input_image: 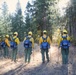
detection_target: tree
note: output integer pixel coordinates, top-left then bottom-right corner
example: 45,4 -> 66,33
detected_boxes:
0,2 -> 12,35
25,0 -> 60,41
11,0 -> 24,40
25,1 -> 37,38
66,0 -> 76,38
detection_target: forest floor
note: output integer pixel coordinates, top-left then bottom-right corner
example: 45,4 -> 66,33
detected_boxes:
0,42 -> 76,75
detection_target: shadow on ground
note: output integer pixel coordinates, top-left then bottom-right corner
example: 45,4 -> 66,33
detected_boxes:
3,62 -> 69,75
1,45 -> 76,75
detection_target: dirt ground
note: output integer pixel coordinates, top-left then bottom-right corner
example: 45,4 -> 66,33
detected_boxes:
0,42 -> 76,75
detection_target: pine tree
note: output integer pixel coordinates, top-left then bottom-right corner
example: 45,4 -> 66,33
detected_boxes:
0,2 -> 12,35
25,1 -> 37,37
25,0 -> 59,40
11,0 -> 24,40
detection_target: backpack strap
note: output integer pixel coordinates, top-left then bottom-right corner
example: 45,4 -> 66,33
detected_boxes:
26,36 -> 31,40
26,36 -> 32,43
62,35 -> 67,40
42,36 -> 48,42
13,37 -> 17,45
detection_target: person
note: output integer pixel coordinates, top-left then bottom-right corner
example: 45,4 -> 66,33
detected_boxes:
24,31 -> 34,63
11,32 -> 20,62
58,29 -> 70,64
3,35 -> 10,58
39,30 -> 51,63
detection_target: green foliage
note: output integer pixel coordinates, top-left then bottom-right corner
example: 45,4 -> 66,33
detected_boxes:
33,0 -> 52,30
25,0 -> 59,40
25,2 -> 38,37
66,0 -> 76,38
11,1 -> 24,41
70,36 -> 76,46
0,2 -> 12,36
0,0 -> 61,42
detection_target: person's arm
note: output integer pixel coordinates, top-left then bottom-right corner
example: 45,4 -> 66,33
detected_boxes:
67,36 -> 71,42
39,37 -> 42,45
31,38 -> 34,48
15,38 -> 20,45
24,37 -> 26,41
5,39 -> 10,47
47,36 -> 51,45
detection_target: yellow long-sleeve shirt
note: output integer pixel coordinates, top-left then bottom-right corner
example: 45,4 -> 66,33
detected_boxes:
24,36 -> 34,48
13,36 -> 20,45
39,35 -> 51,45
58,34 -> 70,46
5,38 -> 10,47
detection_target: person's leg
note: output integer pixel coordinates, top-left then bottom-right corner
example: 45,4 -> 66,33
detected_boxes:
24,49 -> 28,62
0,50 -> 1,56
0,47 -> 2,56
12,49 -> 14,61
3,47 -> 6,58
41,49 -> 45,63
61,48 -> 66,64
65,48 -> 69,64
46,49 -> 49,62
14,48 -> 17,62
6,46 -> 9,58
27,48 -> 32,63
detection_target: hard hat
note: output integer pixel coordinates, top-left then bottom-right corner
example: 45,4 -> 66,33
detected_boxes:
28,31 -> 32,35
43,30 -> 47,33
14,32 -> 18,35
63,30 -> 67,34
5,35 -> 9,38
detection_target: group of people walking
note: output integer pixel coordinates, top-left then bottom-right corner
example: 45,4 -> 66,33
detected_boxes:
0,29 -> 70,65
0,32 -> 20,62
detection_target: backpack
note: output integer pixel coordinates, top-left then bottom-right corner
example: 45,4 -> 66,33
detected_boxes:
24,36 -> 32,48
40,36 -> 50,50
10,38 -> 17,48
60,36 -> 70,49
1,41 -> 6,48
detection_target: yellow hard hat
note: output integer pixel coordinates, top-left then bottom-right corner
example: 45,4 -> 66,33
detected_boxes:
28,31 -> 32,35
14,32 -> 18,35
63,30 -> 67,33
43,30 -> 47,33
5,35 -> 9,38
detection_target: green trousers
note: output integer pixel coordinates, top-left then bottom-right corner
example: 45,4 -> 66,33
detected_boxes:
12,47 -> 18,62
61,48 -> 69,64
24,47 -> 32,63
0,47 -> 2,56
3,46 -> 9,58
41,49 -> 49,63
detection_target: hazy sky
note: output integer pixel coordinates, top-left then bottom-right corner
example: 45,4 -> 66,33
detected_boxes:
0,0 -> 29,14
0,0 -> 70,16
58,0 -> 70,16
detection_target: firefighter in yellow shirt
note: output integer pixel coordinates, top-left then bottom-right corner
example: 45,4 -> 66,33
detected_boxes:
58,30 -> 70,64
12,32 -> 20,62
58,30 -> 70,47
24,31 -> 34,63
3,35 -> 10,58
39,30 -> 51,63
